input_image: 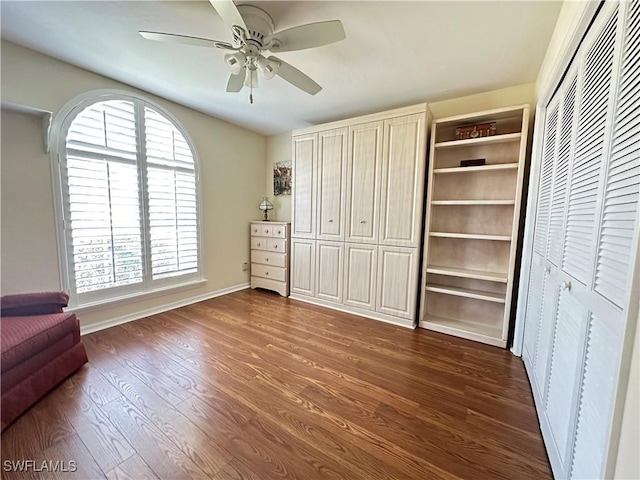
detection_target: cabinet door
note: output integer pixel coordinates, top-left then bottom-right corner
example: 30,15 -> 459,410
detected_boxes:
376,246 -> 418,319
379,113 -> 426,247
346,121 -> 382,243
316,128 -> 348,241
290,239 -> 315,296
344,243 -> 377,310
292,133 -> 317,239
315,241 -> 343,303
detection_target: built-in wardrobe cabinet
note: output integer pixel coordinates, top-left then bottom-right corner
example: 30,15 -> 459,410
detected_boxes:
518,1 -> 639,478
290,104 -> 431,327
418,105 -> 530,347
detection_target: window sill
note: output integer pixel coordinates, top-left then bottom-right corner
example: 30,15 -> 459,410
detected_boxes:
66,278 -> 208,315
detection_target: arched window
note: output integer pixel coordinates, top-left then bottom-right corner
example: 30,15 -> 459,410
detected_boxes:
53,92 -> 201,307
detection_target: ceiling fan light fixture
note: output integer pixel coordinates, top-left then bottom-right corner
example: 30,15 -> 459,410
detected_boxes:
244,67 -> 259,88
257,56 -> 279,79
224,51 -> 246,75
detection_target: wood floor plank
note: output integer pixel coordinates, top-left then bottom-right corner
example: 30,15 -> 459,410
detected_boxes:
1,289 -> 552,480
105,453 -> 159,480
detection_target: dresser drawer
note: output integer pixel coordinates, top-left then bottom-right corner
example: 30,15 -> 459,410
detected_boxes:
267,238 -> 286,253
260,225 -> 275,237
251,237 -> 268,250
252,264 -> 286,282
251,250 -> 287,268
271,225 -> 287,239
250,224 -> 262,236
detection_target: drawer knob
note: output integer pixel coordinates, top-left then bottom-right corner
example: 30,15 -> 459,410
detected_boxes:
274,244 -> 278,249
328,219 -> 334,223
257,242 -> 261,247
265,229 -> 270,233
277,230 -> 281,234
265,258 -> 269,262
265,271 -> 269,275
360,220 -> 366,224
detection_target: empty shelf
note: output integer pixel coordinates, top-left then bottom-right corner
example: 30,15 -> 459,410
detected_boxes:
426,284 -> 506,303
430,232 -> 512,241
426,265 -> 508,283
431,200 -> 515,206
420,314 -> 505,347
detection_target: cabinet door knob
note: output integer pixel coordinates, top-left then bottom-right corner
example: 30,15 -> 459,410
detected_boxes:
265,258 -> 269,262
265,271 -> 269,275
257,242 -> 261,247
360,220 -> 366,224
274,244 -> 278,249
562,281 -> 572,291
265,229 -> 269,233
328,219 -> 334,223
277,230 -> 281,234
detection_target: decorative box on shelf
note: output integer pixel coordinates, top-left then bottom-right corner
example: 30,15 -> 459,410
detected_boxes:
455,122 -> 497,139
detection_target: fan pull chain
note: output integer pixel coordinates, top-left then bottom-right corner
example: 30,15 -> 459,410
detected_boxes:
250,68 -> 254,104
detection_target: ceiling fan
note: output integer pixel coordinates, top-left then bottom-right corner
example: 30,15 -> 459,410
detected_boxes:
139,0 -> 346,103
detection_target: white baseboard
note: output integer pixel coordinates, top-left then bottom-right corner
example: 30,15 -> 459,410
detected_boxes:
288,293 -> 416,329
80,283 -> 250,336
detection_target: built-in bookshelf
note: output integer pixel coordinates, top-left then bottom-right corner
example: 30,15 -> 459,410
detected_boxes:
419,105 -> 530,347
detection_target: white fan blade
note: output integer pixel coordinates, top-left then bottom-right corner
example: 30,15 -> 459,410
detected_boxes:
269,56 -> 321,95
226,70 -> 245,92
268,20 -> 345,52
139,31 -> 234,50
209,0 -> 247,34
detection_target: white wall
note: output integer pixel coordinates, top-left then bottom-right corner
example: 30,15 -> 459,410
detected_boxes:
1,40 -> 267,330
266,132 -> 292,222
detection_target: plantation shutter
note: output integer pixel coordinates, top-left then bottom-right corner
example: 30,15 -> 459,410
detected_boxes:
594,0 -> 640,307
533,102 -> 559,255
65,101 -> 144,294
562,11 -> 618,284
145,107 -> 199,280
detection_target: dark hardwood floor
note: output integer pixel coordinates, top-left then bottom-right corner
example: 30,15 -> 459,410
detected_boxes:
1,289 -> 552,479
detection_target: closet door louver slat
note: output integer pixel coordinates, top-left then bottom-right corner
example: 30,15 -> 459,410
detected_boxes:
594,0 -> 640,308
523,260 -> 544,365
534,104 -> 559,256
570,313 -> 624,479
562,12 -> 618,284
534,270 -> 558,404
547,76 -> 578,266
544,289 -> 588,475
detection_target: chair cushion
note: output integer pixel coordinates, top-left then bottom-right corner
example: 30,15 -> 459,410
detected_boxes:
1,312 -> 80,373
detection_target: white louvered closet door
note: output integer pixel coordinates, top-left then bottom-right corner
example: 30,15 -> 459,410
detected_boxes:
520,1 -> 640,478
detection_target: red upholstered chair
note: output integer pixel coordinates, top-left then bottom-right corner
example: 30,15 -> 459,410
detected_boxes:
1,291 -> 88,431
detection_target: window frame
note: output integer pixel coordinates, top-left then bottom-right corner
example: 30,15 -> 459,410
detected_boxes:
50,90 -> 203,308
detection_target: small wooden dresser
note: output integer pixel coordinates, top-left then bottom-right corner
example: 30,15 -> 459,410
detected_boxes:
250,221 -> 290,296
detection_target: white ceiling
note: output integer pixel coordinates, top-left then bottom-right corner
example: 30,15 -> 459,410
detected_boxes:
1,1 -> 562,135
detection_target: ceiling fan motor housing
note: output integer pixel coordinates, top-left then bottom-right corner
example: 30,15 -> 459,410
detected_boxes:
235,5 -> 275,47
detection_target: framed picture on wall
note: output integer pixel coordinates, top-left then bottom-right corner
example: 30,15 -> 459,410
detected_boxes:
273,161 -> 292,196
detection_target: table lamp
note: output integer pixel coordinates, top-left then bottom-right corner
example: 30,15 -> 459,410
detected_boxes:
259,197 -> 274,221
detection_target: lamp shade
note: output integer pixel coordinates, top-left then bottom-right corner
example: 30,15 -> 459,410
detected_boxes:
224,52 -> 246,75
259,197 -> 274,221
244,67 -> 259,88
259,197 -> 273,211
